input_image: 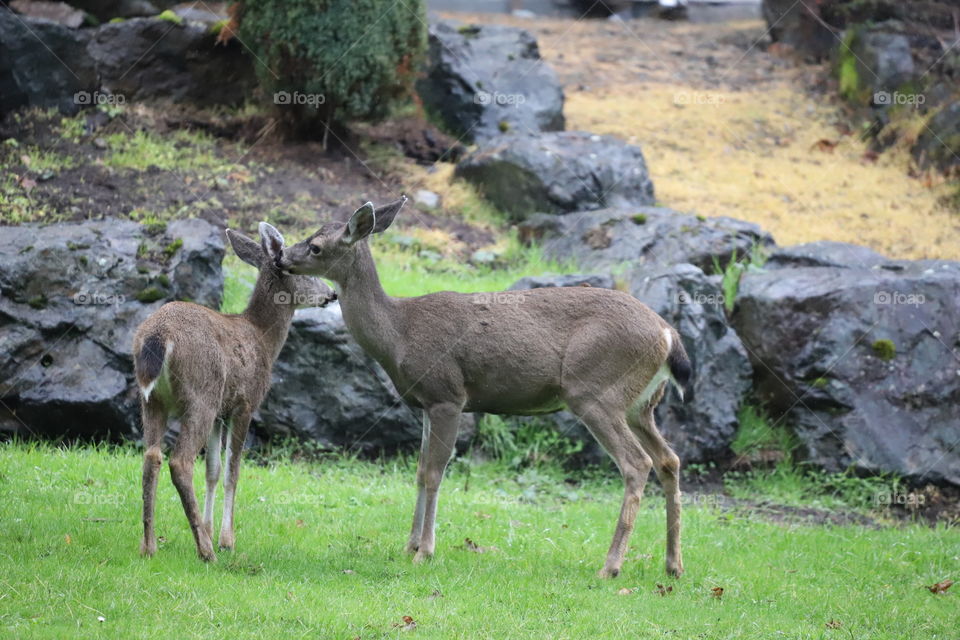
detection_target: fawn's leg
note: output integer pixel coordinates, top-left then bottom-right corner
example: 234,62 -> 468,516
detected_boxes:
169,408 -> 217,562
412,403 -> 460,564
629,401 -> 683,577
406,410 -> 431,553
202,422 -> 223,540
140,400 -> 167,557
219,407 -> 251,551
568,396 -> 653,579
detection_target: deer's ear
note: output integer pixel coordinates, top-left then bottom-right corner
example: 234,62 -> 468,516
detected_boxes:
258,222 -> 285,264
226,229 -> 263,268
344,202 -> 376,244
372,195 -> 407,233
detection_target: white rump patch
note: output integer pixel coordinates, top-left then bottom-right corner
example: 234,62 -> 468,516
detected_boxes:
638,363 -> 671,407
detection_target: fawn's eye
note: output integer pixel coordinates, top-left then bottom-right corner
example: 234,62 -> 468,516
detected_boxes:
309,244 -> 320,255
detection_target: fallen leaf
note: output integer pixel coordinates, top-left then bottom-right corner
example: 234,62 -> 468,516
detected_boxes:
18,176 -> 37,192
342,569 -> 355,574
811,139 -> 838,153
474,512 -> 491,519
861,150 -> 880,163
20,154 -> 31,167
427,589 -> 443,600
392,615 -> 417,631
655,583 -> 673,596
927,579 -> 953,594
97,616 -> 105,623
825,619 -> 842,629
711,586 -> 724,599
64,534 -> 72,545
295,519 -> 305,528
158,536 -> 167,543
463,537 -> 498,553
617,587 -> 633,596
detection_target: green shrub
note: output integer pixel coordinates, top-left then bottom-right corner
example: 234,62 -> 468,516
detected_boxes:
238,0 -> 426,133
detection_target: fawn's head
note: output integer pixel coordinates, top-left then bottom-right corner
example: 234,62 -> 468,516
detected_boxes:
226,222 -> 336,309
279,197 -> 407,283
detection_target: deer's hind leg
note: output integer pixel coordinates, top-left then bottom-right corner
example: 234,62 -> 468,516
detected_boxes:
566,393 -> 653,579
219,405 -> 251,551
202,421 -> 223,541
627,386 -> 683,577
140,399 -> 167,557
169,405 -> 218,562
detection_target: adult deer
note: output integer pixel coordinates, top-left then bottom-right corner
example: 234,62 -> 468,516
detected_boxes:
280,197 -> 691,577
132,223 -> 335,561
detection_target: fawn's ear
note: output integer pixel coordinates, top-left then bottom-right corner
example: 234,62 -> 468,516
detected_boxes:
226,229 -> 264,268
372,195 -> 407,233
258,222 -> 285,265
344,202 -> 376,244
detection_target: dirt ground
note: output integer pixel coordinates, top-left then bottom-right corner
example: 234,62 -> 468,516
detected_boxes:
442,12 -> 960,260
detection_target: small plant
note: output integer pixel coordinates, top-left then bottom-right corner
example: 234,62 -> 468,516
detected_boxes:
631,213 -> 648,225
163,238 -> 183,258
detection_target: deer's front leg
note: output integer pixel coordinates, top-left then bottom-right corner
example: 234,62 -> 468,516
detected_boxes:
412,403 -> 460,564
406,410 -> 431,554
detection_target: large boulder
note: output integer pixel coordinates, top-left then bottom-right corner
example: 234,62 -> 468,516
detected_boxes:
762,0 -> 835,59
0,8 -> 98,116
257,305 -> 475,454
0,218 -> 224,440
733,260 -> 960,485
88,17 -> 255,106
765,241 -> 888,270
499,268 -> 751,465
519,207 -> 772,273
912,99 -> 960,173
456,132 -> 655,221
417,20 -> 564,144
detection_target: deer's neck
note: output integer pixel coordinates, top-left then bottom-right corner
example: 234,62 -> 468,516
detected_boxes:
337,243 -> 400,366
243,271 -> 296,363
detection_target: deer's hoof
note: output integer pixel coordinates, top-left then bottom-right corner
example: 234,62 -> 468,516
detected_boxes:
666,560 -> 684,578
140,539 -> 157,557
198,548 -> 217,563
412,550 -> 432,564
219,531 -> 235,551
597,567 -> 620,579
404,541 -> 420,554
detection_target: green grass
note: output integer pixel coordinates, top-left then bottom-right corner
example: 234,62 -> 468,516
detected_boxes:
103,129 -> 233,173
0,441 -> 956,639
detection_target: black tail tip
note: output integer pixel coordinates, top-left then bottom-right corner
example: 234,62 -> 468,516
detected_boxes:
136,334 -> 165,383
667,343 -> 692,393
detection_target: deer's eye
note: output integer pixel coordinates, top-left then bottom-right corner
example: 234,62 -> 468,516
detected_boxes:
309,244 -> 321,255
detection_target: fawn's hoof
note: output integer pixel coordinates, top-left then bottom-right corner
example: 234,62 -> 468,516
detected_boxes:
198,547 -> 217,562
597,567 -> 620,579
218,531 -> 235,551
140,539 -> 157,557
404,541 -> 420,554
412,550 -> 432,564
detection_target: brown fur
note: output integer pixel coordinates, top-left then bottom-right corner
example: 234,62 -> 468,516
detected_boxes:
280,198 -> 690,578
132,224 -> 334,561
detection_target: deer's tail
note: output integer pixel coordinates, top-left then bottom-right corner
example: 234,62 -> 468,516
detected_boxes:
664,327 -> 691,401
135,333 -> 170,402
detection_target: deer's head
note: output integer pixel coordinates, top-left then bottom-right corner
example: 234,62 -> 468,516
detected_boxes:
279,197 -> 407,283
225,222 -> 336,308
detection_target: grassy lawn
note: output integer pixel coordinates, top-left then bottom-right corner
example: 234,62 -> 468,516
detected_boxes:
0,442 -> 956,639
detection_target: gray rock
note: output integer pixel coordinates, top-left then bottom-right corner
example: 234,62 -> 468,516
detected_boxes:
0,218 -> 224,440
912,99 -> 960,173
851,29 -> 915,97
509,273 -> 616,291
413,189 -> 441,209
417,20 -> 564,144
88,17 -> 255,106
762,0 -> 834,59
519,207 -> 772,273
500,267 -> 750,465
9,0 -> 87,28
0,9 -> 98,116
456,132 -> 655,221
258,305 -> 475,454
733,260 -> 960,485
766,241 -> 889,270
